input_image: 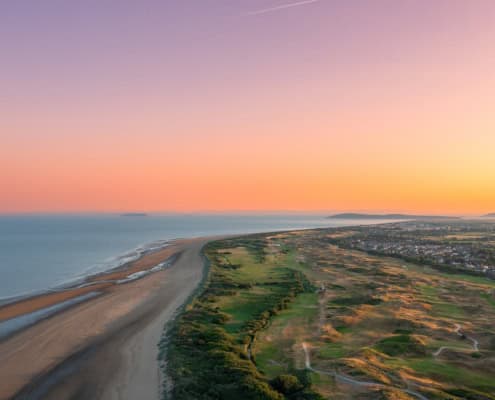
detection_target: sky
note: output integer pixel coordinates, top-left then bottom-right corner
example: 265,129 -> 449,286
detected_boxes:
1,0 -> 494,214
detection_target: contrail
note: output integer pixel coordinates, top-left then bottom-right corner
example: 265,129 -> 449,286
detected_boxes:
246,0 -> 320,16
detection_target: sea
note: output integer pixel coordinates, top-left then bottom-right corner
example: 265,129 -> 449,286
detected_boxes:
0,214 -> 386,303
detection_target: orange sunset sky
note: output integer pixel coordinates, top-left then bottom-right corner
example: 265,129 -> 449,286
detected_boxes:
1,1 -> 494,214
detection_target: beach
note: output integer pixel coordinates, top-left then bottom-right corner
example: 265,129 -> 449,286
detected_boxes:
0,237 -> 211,400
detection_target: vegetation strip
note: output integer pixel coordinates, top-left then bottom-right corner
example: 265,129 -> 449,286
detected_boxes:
164,235 -> 323,399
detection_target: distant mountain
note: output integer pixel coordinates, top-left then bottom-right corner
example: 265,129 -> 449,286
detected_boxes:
482,213 -> 495,218
120,213 -> 148,217
327,213 -> 458,220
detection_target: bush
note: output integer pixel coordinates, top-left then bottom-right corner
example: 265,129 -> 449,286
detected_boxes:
445,388 -> 495,400
375,334 -> 426,356
270,374 -> 303,395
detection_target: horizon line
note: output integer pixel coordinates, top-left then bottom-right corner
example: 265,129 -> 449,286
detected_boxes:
0,210 -> 488,217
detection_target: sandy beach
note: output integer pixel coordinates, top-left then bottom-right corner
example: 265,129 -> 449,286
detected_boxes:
0,237 -> 211,400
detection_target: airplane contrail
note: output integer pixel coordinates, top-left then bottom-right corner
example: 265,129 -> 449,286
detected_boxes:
246,0 -> 320,16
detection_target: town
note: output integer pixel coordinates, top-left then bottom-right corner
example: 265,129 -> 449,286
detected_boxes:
326,220 -> 495,278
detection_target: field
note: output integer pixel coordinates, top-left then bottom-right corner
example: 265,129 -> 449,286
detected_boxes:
166,226 -> 495,400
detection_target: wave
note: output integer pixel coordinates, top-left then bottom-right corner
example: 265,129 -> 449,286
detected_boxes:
116,257 -> 175,284
76,239 -> 171,278
0,240 -> 171,307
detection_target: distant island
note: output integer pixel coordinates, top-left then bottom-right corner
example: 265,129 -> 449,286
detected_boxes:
120,213 -> 148,217
483,213 -> 495,218
328,213 -> 458,220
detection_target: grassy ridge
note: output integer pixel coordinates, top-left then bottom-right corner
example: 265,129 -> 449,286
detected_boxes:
165,236 -> 322,400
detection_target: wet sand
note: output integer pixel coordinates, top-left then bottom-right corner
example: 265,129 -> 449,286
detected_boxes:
0,237 -> 211,400
0,243 -> 181,321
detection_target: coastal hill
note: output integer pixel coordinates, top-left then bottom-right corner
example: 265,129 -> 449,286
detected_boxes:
483,213 -> 495,218
328,213 -> 458,220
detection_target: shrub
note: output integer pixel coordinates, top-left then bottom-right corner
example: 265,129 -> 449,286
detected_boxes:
270,374 -> 303,395
375,334 -> 426,356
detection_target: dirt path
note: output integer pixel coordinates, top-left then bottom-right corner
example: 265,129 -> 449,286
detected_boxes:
301,342 -> 430,400
433,323 -> 479,356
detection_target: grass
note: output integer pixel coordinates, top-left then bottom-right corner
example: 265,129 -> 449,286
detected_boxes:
374,334 -> 426,356
318,343 -> 346,358
419,285 -> 438,299
224,247 -> 281,282
427,339 -> 472,351
481,292 -> 495,308
406,359 -> 495,392
254,292 -> 319,377
268,293 -> 318,325
335,326 -> 352,334
427,268 -> 495,287
220,288 -> 275,332
213,246 -> 300,335
405,262 -> 495,288
431,302 -> 465,319
330,295 -> 382,306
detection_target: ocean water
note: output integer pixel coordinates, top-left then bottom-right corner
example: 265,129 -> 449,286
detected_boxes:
0,214 -> 380,302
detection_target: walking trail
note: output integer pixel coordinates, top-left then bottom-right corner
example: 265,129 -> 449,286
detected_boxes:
301,342 -> 430,400
433,324 -> 479,357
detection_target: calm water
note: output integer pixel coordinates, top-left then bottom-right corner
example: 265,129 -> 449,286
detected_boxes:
0,214 -> 379,301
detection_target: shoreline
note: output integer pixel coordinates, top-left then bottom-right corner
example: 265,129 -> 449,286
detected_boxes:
0,242 -> 180,325
0,223 -> 394,400
0,239 -> 174,309
0,237 -> 214,400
